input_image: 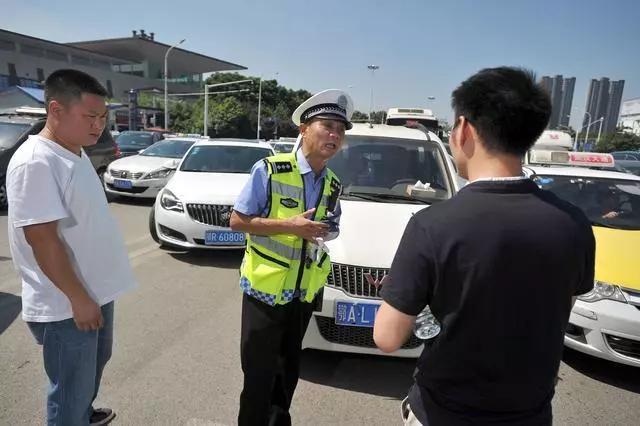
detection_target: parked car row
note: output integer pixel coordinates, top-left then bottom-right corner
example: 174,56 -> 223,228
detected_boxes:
0,107 -> 118,209
2,104 -> 639,368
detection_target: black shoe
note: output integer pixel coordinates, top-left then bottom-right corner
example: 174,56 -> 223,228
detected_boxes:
90,408 -> 116,425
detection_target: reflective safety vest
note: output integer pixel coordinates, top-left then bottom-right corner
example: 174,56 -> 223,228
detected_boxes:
240,152 -> 341,305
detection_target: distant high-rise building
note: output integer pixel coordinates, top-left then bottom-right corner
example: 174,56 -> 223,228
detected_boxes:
605,80 -> 625,133
540,75 -> 576,129
540,76 -> 553,95
583,77 -> 625,135
559,77 -> 576,128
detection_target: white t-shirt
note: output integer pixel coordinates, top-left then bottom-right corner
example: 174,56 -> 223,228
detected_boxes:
7,135 -> 136,322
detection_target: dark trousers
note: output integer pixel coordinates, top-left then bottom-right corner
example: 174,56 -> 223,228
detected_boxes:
238,293 -> 315,426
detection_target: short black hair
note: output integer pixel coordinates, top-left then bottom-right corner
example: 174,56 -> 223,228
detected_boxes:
44,69 -> 108,111
451,67 -> 551,156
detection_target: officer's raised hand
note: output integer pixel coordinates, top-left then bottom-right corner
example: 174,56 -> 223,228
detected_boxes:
288,208 -> 329,241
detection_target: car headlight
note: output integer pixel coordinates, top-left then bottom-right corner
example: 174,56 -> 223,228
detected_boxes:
578,280 -> 628,303
143,168 -> 173,180
160,189 -> 183,212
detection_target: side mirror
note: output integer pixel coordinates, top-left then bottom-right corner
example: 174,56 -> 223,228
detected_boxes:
163,159 -> 179,170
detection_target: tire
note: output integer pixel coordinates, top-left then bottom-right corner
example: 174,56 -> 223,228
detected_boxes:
149,206 -> 160,244
0,178 -> 7,210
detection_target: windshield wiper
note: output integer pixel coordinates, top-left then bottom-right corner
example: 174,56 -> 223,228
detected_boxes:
342,191 -> 431,204
590,220 -> 619,229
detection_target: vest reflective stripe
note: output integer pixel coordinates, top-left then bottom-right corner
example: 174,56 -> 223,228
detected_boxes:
271,181 -> 303,200
250,235 -> 303,260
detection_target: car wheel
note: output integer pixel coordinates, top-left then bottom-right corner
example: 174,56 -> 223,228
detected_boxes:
0,178 -> 8,210
149,206 -> 161,244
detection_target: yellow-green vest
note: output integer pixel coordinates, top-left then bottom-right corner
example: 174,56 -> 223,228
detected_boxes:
240,152 -> 341,305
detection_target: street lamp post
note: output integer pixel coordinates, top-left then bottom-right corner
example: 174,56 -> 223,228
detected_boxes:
596,117 -> 604,145
256,72 -> 279,141
257,77 -> 262,141
584,112 -> 592,150
367,65 -> 379,122
164,38 -> 185,130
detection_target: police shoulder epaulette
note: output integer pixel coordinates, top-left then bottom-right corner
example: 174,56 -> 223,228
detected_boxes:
270,161 -> 294,174
330,177 -> 341,192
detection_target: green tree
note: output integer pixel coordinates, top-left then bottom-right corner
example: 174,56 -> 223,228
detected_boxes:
352,110 -> 368,121
169,101 -> 196,133
168,72 -> 314,138
595,132 -> 640,153
207,97 -> 248,137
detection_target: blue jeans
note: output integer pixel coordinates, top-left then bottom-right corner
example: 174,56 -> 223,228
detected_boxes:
28,302 -> 114,426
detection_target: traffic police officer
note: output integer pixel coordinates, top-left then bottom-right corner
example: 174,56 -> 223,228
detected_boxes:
230,89 -> 353,426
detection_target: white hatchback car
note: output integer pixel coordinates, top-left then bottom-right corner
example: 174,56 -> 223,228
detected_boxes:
104,137 -> 199,198
298,123 -> 461,357
149,139 -> 275,249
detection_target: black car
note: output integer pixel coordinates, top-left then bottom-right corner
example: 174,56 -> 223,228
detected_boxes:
115,131 -> 164,157
0,108 -> 119,209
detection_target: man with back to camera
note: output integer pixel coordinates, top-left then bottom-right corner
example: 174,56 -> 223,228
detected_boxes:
7,69 -> 136,425
373,67 -> 595,425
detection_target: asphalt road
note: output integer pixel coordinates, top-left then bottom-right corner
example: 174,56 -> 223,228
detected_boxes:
1,198 -> 639,425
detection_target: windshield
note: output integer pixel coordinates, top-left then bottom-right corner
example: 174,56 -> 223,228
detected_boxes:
0,122 -> 30,150
327,135 -> 452,204
533,175 -> 640,230
180,145 -> 272,173
116,132 -> 154,147
141,139 -> 194,158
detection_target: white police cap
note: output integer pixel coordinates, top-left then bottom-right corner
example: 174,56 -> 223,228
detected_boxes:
292,89 -> 354,130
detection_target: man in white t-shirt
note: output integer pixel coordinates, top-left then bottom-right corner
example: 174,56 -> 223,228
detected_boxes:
7,69 -> 136,426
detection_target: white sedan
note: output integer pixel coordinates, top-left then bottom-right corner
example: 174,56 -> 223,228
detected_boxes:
104,137 -> 198,198
149,139 -> 275,250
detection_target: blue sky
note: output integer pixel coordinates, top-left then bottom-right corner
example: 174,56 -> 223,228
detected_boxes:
2,0 -> 639,129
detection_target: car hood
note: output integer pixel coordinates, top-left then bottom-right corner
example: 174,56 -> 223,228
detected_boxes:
165,171 -> 250,205
593,227 -> 640,291
109,155 -> 179,173
326,199 -> 428,268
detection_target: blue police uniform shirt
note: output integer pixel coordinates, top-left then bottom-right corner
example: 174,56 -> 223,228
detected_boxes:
234,148 -> 341,234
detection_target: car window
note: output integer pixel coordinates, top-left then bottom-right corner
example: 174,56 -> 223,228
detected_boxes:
612,153 -> 626,160
533,175 -> 640,230
328,135 -> 453,202
180,146 -> 272,173
141,139 -> 195,159
0,122 -> 31,150
116,132 -> 154,146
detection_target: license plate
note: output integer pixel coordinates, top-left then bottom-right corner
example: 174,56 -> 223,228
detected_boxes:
113,179 -> 133,189
335,301 -> 380,327
204,230 -> 245,245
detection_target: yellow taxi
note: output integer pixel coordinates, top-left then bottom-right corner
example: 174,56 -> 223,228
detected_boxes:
524,150 -> 640,367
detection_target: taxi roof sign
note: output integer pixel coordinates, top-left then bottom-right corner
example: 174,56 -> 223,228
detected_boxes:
528,150 -> 615,168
